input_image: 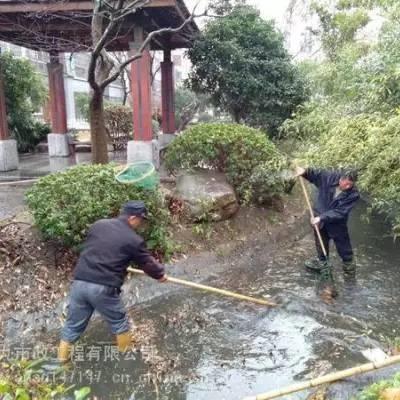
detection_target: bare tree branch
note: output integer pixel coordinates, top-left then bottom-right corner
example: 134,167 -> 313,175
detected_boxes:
100,9 -> 206,89
110,51 -> 132,103
150,51 -> 161,86
88,0 -> 154,90
113,0 -> 151,22
0,0 -> 203,163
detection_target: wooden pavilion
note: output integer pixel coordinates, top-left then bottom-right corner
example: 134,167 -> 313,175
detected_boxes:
0,0 -> 199,170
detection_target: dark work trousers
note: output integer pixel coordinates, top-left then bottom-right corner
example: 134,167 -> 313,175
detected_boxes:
61,280 -> 130,343
314,224 -> 353,263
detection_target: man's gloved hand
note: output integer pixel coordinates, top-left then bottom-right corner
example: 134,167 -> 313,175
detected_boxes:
311,216 -> 321,226
294,166 -> 306,177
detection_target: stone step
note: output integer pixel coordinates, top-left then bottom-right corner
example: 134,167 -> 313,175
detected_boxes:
36,142 -> 48,153
75,143 -> 92,153
35,141 -> 93,153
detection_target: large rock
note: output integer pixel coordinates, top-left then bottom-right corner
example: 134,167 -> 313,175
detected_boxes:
382,389 -> 400,400
175,171 -> 239,222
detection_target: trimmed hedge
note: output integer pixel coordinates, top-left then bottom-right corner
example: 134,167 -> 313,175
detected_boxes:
165,123 -> 287,202
26,164 -> 173,258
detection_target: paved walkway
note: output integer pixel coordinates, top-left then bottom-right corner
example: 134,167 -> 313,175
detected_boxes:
0,152 -> 126,182
0,151 -> 173,220
0,152 -> 127,219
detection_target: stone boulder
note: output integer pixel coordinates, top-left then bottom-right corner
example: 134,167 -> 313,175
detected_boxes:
175,171 -> 239,222
382,389 -> 400,400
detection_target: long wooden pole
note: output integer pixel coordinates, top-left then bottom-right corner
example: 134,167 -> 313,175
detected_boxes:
298,175 -> 328,258
0,178 -> 39,186
127,267 -> 277,307
242,354 -> 400,400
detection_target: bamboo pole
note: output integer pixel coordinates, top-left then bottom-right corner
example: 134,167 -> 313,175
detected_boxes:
0,178 -> 39,186
242,354 -> 400,400
298,175 -> 328,258
127,267 -> 277,307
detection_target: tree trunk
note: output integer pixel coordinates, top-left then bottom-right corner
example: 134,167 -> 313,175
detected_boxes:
232,110 -> 241,123
178,101 -> 200,132
90,89 -> 109,164
121,69 -> 129,106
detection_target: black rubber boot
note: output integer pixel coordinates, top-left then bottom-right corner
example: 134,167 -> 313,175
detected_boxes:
318,266 -> 338,301
342,261 -> 356,287
342,261 -> 356,278
304,258 -> 327,273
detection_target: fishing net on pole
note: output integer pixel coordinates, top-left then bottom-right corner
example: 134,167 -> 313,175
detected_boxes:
115,161 -> 159,190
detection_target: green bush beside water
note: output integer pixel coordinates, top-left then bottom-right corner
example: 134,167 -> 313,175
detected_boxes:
287,111 -> 400,235
278,0 -> 400,236
354,372 -> 400,400
165,123 -> 288,203
26,164 -> 173,258
0,359 -> 91,400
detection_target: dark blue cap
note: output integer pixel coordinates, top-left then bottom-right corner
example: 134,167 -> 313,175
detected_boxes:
341,168 -> 358,182
121,201 -> 148,219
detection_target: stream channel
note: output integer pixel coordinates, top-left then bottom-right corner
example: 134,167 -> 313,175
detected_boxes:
8,202 -> 400,399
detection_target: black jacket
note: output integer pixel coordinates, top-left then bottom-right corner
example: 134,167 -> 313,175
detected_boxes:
303,168 -> 360,225
74,217 -> 165,288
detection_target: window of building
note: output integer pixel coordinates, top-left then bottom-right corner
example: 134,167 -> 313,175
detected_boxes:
73,53 -> 90,79
175,70 -> 182,83
172,55 -> 182,66
33,61 -> 47,75
9,44 -> 22,57
27,49 -> 40,60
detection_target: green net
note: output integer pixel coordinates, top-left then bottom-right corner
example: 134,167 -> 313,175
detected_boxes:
115,162 -> 159,189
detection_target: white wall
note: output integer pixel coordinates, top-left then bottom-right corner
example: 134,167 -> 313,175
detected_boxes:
63,53 -> 125,131
64,76 -> 90,130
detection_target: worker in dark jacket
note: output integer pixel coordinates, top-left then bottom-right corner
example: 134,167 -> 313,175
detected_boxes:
295,166 -> 360,278
58,201 -> 166,363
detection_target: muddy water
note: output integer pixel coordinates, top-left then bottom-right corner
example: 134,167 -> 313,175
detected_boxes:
66,203 -> 400,400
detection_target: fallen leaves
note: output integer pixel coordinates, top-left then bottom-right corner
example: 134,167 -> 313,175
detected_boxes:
307,387 -> 328,400
0,222 -> 76,323
129,304 -> 211,387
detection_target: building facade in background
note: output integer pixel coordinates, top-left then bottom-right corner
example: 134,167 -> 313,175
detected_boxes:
1,42 -> 190,131
0,43 -> 125,130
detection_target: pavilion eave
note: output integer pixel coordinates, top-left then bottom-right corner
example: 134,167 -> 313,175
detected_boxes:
0,0 -> 199,53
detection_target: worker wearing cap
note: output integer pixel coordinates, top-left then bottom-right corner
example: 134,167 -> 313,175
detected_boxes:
58,201 -> 166,362
295,167 -> 360,280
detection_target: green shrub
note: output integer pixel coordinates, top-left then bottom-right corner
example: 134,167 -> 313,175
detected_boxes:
0,51 -> 47,153
104,104 -> 133,140
152,119 -> 160,137
13,121 -> 50,153
354,372 -> 400,400
75,92 -> 91,122
26,164 -> 173,258
298,112 -> 400,235
249,164 -> 295,204
187,5 -> 308,135
103,105 -> 160,145
278,102 -> 339,141
165,123 -> 287,201
0,359 -> 91,400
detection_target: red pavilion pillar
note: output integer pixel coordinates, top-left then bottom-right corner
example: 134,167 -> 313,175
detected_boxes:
127,27 -> 157,166
47,53 -> 69,157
